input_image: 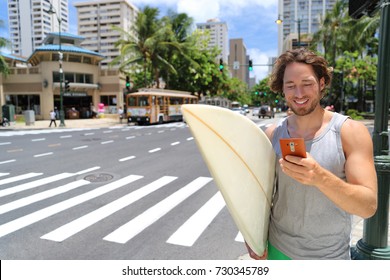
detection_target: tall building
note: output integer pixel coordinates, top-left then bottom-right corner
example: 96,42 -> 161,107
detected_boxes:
228,38 -> 248,85
196,18 -> 229,63
7,0 -> 69,57
277,0 -> 337,53
74,0 -> 138,68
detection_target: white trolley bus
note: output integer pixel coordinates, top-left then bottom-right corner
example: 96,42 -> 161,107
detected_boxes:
125,89 -> 198,125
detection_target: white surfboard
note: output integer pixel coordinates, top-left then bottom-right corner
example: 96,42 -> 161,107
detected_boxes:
182,104 -> 275,256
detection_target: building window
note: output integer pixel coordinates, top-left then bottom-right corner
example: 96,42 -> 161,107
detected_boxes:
100,95 -> 117,106
53,72 -> 94,84
6,94 -> 41,115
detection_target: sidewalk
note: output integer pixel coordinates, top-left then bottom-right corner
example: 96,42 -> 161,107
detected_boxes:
0,116 -> 127,130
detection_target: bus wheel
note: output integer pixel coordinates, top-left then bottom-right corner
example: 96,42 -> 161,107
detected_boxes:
158,116 -> 163,124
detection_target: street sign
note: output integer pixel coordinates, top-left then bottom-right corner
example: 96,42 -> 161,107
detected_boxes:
233,61 -> 240,70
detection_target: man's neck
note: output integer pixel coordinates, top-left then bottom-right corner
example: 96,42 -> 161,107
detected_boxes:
287,107 -> 331,140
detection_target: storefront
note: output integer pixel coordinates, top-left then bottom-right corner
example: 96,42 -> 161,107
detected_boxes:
0,33 -> 127,121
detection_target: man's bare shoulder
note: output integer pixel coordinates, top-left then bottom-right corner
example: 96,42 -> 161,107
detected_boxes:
265,123 -> 277,141
341,118 -> 370,135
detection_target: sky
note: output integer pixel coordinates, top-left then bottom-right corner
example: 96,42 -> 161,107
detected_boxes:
0,0 -> 280,81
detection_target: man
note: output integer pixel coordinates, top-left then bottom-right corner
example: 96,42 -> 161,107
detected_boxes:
49,110 -> 57,127
246,48 -> 377,259
118,106 -> 124,124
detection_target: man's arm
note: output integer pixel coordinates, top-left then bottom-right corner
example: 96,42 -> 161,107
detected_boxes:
279,119 -> 377,218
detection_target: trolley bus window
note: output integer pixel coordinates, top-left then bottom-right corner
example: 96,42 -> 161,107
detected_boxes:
128,96 -> 137,106
139,96 -> 149,106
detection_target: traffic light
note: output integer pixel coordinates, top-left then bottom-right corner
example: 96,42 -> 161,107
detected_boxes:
249,60 -> 253,71
219,59 -> 224,72
126,76 -> 131,91
349,0 -> 380,19
64,80 -> 70,92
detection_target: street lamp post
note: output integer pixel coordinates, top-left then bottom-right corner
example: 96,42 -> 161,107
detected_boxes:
352,0 -> 390,260
275,15 -> 301,48
47,3 -> 65,127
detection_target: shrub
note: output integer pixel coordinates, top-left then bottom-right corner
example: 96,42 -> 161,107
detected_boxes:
346,109 -> 364,120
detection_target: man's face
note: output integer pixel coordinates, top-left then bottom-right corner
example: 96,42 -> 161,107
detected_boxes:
282,62 -> 324,116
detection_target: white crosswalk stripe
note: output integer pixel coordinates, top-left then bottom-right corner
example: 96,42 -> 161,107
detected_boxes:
103,176 -> 212,244
41,176 -> 177,242
0,170 -> 244,249
0,174 -> 143,238
166,191 -> 226,247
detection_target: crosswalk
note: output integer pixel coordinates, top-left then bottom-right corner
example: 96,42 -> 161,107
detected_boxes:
0,168 -> 245,250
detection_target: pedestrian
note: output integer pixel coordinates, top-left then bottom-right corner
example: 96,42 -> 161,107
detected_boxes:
118,106 -> 124,124
246,48 -> 377,260
49,110 -> 57,127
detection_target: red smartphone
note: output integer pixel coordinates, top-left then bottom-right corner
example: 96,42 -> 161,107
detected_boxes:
279,138 -> 306,159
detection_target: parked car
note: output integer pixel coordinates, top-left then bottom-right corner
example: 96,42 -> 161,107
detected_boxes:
258,105 -> 275,118
252,107 -> 260,116
243,104 -> 250,114
231,107 -> 246,116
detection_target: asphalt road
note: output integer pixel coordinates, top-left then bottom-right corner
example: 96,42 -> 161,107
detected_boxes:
0,118 -> 276,260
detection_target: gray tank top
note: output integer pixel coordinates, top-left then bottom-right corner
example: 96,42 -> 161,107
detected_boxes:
269,112 -> 352,259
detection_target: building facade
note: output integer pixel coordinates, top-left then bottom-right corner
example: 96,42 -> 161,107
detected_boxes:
228,38 -> 248,85
196,18 -> 229,64
74,0 -> 139,68
0,33 -> 128,121
277,0 -> 337,53
7,0 -> 69,57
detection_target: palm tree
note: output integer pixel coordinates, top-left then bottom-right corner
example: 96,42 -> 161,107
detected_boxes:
311,0 -> 349,67
111,6 -> 183,88
0,19 -> 10,76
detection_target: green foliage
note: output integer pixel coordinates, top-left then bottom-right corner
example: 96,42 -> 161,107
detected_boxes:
310,0 -> 380,112
251,77 -> 281,107
0,19 -> 10,76
346,109 -> 364,120
111,6 -> 250,100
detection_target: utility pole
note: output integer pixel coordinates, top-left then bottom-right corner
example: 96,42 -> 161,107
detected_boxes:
349,0 -> 390,260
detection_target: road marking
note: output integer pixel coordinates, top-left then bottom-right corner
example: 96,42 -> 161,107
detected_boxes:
34,152 -> 53,158
101,140 -> 114,145
186,137 -> 194,141
7,148 -> 23,153
84,133 -> 94,136
167,191 -> 225,247
119,156 -> 136,162
148,148 -> 161,153
60,135 -> 72,138
0,159 -> 16,165
171,141 -> 180,146
73,145 -> 88,150
0,180 -> 90,214
0,142 -> 11,145
41,176 -> 176,242
126,136 -> 135,140
0,175 -> 143,239
235,232 -> 244,243
103,176 -> 212,244
76,166 -> 101,175
31,138 -> 45,142
0,173 -> 43,186
158,130 -> 165,133
0,173 -> 10,177
103,130 -> 113,134
0,173 -> 74,198
48,143 -> 61,147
